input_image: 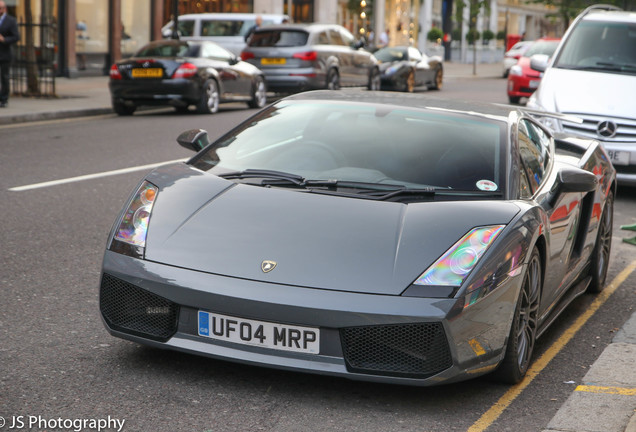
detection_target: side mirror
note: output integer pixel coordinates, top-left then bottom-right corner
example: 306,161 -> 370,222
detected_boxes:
177,129 -> 210,152
530,54 -> 549,73
544,167 -> 597,207
353,40 -> 365,50
229,55 -> 239,65
557,167 -> 598,193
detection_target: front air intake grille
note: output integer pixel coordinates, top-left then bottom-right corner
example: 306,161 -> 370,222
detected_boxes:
340,323 -> 452,378
561,113 -> 636,143
100,273 -> 179,342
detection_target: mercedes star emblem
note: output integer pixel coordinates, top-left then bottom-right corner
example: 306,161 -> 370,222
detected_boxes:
261,260 -> 277,273
597,120 -> 618,138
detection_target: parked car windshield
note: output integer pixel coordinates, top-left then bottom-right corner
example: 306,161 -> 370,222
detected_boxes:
193,100 -> 505,193
135,42 -> 196,57
248,30 -> 309,47
374,47 -> 408,62
523,40 -> 559,57
554,20 -> 636,73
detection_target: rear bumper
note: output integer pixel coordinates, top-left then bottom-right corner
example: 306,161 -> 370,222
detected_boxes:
261,67 -> 326,92
109,78 -> 201,105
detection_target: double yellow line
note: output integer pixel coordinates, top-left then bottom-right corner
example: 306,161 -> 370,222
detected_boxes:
468,259 -> 636,432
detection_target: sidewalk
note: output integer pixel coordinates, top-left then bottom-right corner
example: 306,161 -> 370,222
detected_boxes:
1,61 -> 634,432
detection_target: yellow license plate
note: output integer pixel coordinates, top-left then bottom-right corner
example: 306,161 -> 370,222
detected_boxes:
131,68 -> 163,78
261,58 -> 286,66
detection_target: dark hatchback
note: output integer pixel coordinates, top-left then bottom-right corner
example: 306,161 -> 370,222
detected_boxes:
240,23 -> 380,93
109,40 -> 267,115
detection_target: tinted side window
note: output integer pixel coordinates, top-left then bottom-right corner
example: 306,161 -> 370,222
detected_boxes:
201,20 -> 244,37
316,31 -> 330,45
339,28 -> 355,46
329,29 -> 345,46
518,119 -> 550,194
177,20 -> 194,37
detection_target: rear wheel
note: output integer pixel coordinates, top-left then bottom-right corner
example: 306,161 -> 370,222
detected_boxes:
588,191 -> 614,293
404,70 -> 415,92
493,247 -> 541,384
248,76 -> 267,109
368,67 -> 381,90
112,100 -> 136,116
196,79 -> 219,114
326,69 -> 340,90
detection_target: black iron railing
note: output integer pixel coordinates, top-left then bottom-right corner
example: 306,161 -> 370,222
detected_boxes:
11,17 -> 57,97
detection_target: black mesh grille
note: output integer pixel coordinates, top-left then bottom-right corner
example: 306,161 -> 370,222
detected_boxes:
340,323 -> 452,378
100,273 -> 179,342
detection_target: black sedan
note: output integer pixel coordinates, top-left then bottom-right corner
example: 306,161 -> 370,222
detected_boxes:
100,92 -> 615,386
109,40 -> 267,115
375,46 -> 443,92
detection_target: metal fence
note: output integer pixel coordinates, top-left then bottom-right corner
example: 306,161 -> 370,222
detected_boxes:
11,17 -> 57,97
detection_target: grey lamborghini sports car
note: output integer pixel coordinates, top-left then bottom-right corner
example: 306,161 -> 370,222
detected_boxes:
100,91 -> 616,386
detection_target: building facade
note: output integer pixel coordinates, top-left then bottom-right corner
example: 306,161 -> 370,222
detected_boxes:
4,0 -> 563,79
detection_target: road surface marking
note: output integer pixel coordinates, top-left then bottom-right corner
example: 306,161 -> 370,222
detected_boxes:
575,385 -> 636,396
467,258 -> 636,432
8,158 -> 188,192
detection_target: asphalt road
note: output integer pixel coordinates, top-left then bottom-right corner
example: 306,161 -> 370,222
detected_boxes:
1,80 -> 635,432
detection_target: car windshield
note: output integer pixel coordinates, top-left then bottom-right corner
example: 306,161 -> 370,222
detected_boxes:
374,48 -> 408,62
192,100 -> 505,195
248,30 -> 309,47
135,43 -> 196,57
554,20 -> 636,73
523,40 -> 559,57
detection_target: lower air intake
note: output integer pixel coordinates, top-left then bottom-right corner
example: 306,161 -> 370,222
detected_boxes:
341,322 -> 452,378
100,273 -> 178,342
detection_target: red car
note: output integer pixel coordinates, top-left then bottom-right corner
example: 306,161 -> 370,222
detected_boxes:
507,38 -> 560,104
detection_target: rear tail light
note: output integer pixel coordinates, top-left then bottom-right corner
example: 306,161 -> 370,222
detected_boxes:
240,51 -> 255,61
109,64 -> 122,80
172,62 -> 198,79
292,51 -> 318,61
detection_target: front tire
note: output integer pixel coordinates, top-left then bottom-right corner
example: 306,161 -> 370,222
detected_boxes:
508,95 -> 521,104
248,76 -> 267,109
493,247 -> 541,384
404,70 -> 415,93
196,79 -> 219,114
588,191 -> 614,293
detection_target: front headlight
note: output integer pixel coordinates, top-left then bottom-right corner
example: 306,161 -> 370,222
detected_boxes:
110,181 -> 158,257
413,225 -> 505,287
509,65 -> 523,76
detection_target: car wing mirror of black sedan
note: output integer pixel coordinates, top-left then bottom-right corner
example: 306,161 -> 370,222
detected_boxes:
177,129 -> 211,153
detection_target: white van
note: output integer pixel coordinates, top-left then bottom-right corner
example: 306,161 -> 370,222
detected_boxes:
162,13 -> 290,55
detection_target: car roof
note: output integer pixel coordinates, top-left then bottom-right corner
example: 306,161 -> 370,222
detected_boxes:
281,91 -> 515,121
254,23 -> 346,32
583,10 -> 636,23
177,13 -> 289,20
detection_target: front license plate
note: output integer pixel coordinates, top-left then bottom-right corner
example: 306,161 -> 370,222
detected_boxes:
198,311 -> 320,354
607,150 -> 630,166
529,80 -> 540,89
131,68 -> 163,78
261,58 -> 286,65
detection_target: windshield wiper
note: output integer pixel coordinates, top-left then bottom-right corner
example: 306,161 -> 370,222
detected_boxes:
218,169 -> 305,184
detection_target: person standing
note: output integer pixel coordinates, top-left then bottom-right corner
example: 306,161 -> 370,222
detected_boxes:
0,0 -> 20,108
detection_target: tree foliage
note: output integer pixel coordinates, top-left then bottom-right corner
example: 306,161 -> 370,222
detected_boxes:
526,0 -> 630,28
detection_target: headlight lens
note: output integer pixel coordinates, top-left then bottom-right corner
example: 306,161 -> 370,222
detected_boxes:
509,65 -> 522,76
113,181 -> 158,247
413,225 -> 505,287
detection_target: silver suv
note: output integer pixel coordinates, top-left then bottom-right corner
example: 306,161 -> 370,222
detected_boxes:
528,5 -> 636,185
240,23 -> 380,93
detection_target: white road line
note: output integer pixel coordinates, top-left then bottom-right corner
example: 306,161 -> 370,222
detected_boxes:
8,158 -> 188,192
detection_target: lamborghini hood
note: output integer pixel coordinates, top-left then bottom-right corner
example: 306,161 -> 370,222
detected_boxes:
143,164 -> 520,295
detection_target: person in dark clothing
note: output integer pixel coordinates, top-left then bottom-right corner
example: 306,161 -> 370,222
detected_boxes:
244,15 -> 262,42
0,0 -> 20,107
